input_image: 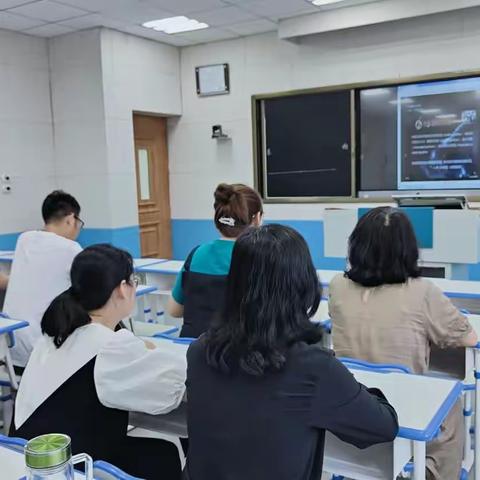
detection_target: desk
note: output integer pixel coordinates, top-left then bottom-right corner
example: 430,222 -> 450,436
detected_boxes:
130,354 -> 461,480
133,285 -> 157,323
133,258 -> 166,272
0,444 -> 86,479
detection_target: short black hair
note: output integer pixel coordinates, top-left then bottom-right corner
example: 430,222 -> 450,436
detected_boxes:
205,224 -> 323,376
42,190 -> 80,224
346,206 -> 420,287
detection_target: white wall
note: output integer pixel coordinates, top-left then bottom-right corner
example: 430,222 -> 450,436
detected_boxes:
170,7 -> 480,221
100,29 -> 181,228
49,29 -> 109,228
0,29 -> 55,235
48,28 -> 182,233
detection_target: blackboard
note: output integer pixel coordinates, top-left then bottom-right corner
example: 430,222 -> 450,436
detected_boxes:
262,91 -> 352,199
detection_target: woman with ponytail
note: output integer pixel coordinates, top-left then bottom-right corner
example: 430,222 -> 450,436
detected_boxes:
12,244 -> 185,480
168,183 -> 263,338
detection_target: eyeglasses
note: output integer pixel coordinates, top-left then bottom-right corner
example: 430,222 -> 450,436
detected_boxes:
132,275 -> 140,287
74,215 -> 85,230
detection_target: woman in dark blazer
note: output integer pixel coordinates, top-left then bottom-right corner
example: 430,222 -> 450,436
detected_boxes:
184,224 -> 399,480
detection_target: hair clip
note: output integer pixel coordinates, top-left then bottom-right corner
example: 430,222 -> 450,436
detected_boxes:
218,217 -> 235,226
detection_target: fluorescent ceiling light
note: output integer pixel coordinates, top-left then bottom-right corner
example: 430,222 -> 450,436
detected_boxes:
142,16 -> 209,34
308,0 -> 345,6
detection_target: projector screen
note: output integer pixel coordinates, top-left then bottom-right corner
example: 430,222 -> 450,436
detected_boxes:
359,76 -> 480,192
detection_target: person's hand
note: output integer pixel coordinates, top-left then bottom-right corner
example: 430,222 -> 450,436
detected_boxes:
144,340 -> 156,350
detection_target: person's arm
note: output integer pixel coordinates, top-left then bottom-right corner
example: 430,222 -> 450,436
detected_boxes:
168,270 -> 185,318
94,330 -> 187,415
425,282 -> 478,348
310,355 -> 398,449
0,272 -> 8,290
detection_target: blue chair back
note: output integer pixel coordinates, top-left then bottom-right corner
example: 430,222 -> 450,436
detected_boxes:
0,433 -> 27,453
93,460 -> 142,480
339,357 -> 412,374
153,331 -> 196,345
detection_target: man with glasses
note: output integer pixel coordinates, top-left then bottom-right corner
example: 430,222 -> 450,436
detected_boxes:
4,190 -> 83,369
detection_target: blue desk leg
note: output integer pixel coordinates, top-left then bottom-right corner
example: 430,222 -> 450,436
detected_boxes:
475,348 -> 480,480
413,441 -> 426,480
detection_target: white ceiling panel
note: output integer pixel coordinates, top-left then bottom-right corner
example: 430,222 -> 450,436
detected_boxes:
122,24 -> 194,45
58,13 -> 123,29
0,0 -> 40,8
24,22 -> 74,36
176,26 -> 239,43
194,6 -> 257,27
146,0 -> 227,15
0,0 -> 424,47
240,0 -> 318,21
0,10 -> 45,29
226,18 -> 277,36
8,0 -> 90,21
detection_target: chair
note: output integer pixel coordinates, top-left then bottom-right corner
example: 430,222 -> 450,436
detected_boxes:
339,357 -> 412,374
153,331 -> 196,345
0,433 -> 27,453
93,460 -> 142,480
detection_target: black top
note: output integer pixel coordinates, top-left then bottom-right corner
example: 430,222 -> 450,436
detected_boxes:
185,341 -> 398,480
180,247 -> 227,338
12,358 -> 128,466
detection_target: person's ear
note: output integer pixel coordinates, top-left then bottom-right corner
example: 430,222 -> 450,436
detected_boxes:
64,213 -> 75,227
252,212 -> 263,226
116,281 -> 129,300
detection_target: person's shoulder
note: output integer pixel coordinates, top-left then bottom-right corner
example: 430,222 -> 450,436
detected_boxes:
187,337 -> 206,356
329,272 -> 349,291
289,342 -> 334,370
407,277 -> 435,294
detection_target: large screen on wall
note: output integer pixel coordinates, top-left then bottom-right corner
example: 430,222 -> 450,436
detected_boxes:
359,76 -> 480,192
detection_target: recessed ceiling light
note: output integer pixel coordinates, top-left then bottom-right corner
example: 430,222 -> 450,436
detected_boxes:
308,0 -> 345,6
142,16 -> 209,35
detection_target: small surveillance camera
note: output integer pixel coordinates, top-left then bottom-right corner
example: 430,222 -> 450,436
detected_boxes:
1,174 -> 11,182
2,185 -> 11,193
212,125 -> 229,139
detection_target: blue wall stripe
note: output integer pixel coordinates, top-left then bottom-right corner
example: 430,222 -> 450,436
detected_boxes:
0,232 -> 20,251
78,226 -> 141,257
0,226 -> 141,258
171,219 -> 346,271
3,221 -> 480,281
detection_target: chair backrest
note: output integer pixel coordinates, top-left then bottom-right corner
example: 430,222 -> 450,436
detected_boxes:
153,332 -> 196,345
93,460 -> 142,480
339,357 -> 412,374
0,433 -> 27,453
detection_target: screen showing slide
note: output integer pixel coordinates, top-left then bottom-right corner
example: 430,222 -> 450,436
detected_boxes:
359,77 -> 480,192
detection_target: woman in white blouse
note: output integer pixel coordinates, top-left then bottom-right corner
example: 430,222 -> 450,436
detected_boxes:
12,244 -> 186,480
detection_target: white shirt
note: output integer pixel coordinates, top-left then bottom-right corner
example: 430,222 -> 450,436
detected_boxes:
15,323 -> 187,430
3,231 -> 82,367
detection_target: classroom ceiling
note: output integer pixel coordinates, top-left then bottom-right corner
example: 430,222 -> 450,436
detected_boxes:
0,0 -> 387,46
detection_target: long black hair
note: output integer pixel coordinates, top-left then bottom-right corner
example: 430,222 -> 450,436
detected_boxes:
41,244 -> 134,348
205,224 -> 323,376
346,206 -> 421,287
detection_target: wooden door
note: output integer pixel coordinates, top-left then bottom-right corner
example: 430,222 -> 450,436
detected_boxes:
133,114 -> 172,258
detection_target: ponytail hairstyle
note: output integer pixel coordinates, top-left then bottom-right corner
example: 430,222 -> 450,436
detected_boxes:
214,183 -> 263,238
41,244 -> 134,348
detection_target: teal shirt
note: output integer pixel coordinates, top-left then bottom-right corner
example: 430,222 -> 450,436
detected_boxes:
172,239 -> 235,305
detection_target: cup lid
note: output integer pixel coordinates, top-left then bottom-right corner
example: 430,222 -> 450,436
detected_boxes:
25,434 -> 71,469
